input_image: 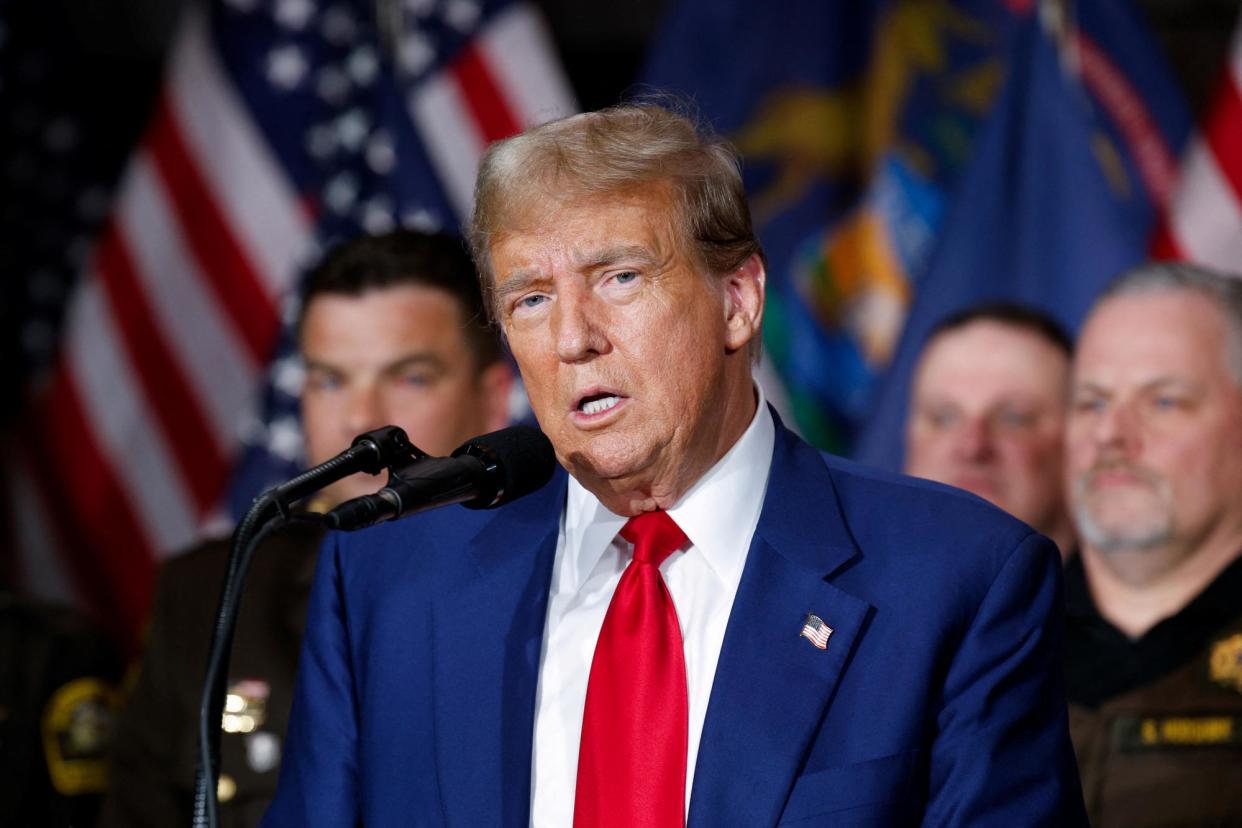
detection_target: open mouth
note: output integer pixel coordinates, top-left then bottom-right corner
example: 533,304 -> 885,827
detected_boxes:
578,393 -> 622,416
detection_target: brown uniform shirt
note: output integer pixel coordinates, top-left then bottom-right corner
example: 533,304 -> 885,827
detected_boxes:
1064,553 -> 1242,828
0,596 -> 123,828
100,521 -> 323,828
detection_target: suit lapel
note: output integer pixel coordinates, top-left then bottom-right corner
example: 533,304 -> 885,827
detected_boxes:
689,418 -> 873,827
431,469 -> 566,827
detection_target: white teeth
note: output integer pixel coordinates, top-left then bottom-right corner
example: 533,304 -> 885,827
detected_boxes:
581,395 -> 620,415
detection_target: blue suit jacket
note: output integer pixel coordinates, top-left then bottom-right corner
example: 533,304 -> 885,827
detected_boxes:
264,417 -> 1086,826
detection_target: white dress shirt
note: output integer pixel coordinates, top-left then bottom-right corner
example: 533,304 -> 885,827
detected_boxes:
529,390 -> 776,826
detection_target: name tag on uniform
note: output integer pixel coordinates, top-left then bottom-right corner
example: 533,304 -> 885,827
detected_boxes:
1112,714 -> 1242,752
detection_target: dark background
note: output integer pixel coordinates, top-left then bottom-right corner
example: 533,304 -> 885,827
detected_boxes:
2,0 -> 1239,424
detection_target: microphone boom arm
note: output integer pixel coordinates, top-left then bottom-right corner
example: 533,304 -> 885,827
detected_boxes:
192,424 -> 418,828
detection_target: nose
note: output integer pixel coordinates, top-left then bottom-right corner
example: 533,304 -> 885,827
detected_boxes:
552,289 -> 608,363
1091,398 -> 1141,455
343,383 -> 386,436
951,416 -> 994,462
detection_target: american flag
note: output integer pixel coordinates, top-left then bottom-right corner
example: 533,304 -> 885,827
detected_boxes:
1152,17 -> 1242,270
800,613 -> 833,650
2,0 -> 575,650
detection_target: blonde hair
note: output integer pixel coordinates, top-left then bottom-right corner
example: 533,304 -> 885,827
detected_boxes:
468,102 -> 764,317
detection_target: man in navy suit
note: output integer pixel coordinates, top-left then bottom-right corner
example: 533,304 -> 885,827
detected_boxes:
265,104 -> 1086,827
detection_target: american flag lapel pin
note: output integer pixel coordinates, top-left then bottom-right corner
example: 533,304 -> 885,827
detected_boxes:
800,613 -> 833,650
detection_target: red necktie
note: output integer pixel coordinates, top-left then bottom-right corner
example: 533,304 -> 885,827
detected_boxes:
574,511 -> 689,828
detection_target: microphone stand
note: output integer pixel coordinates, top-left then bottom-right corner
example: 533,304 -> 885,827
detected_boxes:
191,426 -> 420,828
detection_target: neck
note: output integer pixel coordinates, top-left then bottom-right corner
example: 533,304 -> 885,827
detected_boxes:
1043,513 -> 1077,562
1081,532 -> 1242,639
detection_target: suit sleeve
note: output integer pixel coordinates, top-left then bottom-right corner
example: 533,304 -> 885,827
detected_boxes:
262,532 -> 360,827
923,532 -> 1088,826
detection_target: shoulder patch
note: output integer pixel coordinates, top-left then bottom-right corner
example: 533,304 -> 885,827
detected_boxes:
1210,633 -> 1242,695
41,677 -> 120,795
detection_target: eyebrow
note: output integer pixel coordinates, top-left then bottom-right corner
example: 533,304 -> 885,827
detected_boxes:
1074,375 -> 1199,395
493,270 -> 547,303
381,353 -> 446,375
493,244 -> 664,303
570,244 -> 660,271
303,352 -> 446,376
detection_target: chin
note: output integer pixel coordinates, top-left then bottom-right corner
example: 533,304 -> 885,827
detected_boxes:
1077,495 -> 1172,552
1083,518 -> 1172,552
567,452 -> 642,484
964,486 -> 1002,504
563,434 -> 655,484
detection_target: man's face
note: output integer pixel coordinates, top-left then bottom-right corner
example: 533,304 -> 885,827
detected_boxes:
1067,290 -> 1242,555
905,320 -> 1070,533
300,284 -> 512,507
489,190 -> 762,511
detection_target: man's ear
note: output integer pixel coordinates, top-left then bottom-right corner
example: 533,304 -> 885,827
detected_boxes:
723,253 -> 765,353
479,360 -> 516,432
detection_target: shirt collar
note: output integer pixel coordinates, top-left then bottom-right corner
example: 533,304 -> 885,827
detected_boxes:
561,385 -> 775,593
1063,547 -> 1242,707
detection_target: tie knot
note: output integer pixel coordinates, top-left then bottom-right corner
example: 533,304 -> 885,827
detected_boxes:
619,510 -> 687,568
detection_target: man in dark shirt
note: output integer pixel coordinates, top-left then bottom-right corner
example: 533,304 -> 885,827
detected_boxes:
0,595 -> 124,827
100,229 -> 513,827
1063,261 -> 1242,826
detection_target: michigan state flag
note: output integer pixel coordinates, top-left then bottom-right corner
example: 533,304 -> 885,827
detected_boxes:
854,1 -> 1190,470
643,0 -> 1189,462
642,0 -> 1024,451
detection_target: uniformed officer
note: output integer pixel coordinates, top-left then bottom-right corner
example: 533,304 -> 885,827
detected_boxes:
0,593 -> 123,827
100,229 -> 514,827
1063,261 -> 1242,826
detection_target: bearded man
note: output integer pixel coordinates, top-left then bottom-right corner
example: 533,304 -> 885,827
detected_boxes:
1064,262 -> 1242,827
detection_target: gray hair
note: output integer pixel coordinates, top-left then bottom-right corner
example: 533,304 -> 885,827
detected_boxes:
1099,261 -> 1242,387
467,102 -> 764,319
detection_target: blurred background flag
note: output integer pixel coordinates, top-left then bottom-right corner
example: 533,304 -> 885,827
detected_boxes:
1151,14 -> 1242,271
854,0 -> 1191,470
222,0 -> 575,520
642,0 -> 1028,452
1,0 -> 574,649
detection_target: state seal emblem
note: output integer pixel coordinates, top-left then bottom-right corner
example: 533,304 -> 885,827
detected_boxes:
1209,633 -> 1242,695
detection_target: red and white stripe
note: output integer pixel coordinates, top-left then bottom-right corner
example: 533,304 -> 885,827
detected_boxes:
799,616 -> 833,650
6,7 -> 314,647
409,3 -> 577,218
1152,21 -> 1242,272
5,2 -> 575,649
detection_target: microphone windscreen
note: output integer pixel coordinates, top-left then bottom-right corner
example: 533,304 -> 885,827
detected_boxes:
454,425 -> 557,508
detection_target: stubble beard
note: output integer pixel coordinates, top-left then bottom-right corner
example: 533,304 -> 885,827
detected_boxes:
1072,469 -> 1174,553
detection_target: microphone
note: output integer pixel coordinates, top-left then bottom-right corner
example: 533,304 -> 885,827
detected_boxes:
268,424 -> 418,511
324,425 -> 556,531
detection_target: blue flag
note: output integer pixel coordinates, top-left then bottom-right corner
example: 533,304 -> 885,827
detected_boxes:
642,0 -> 1024,450
855,1 -> 1191,470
